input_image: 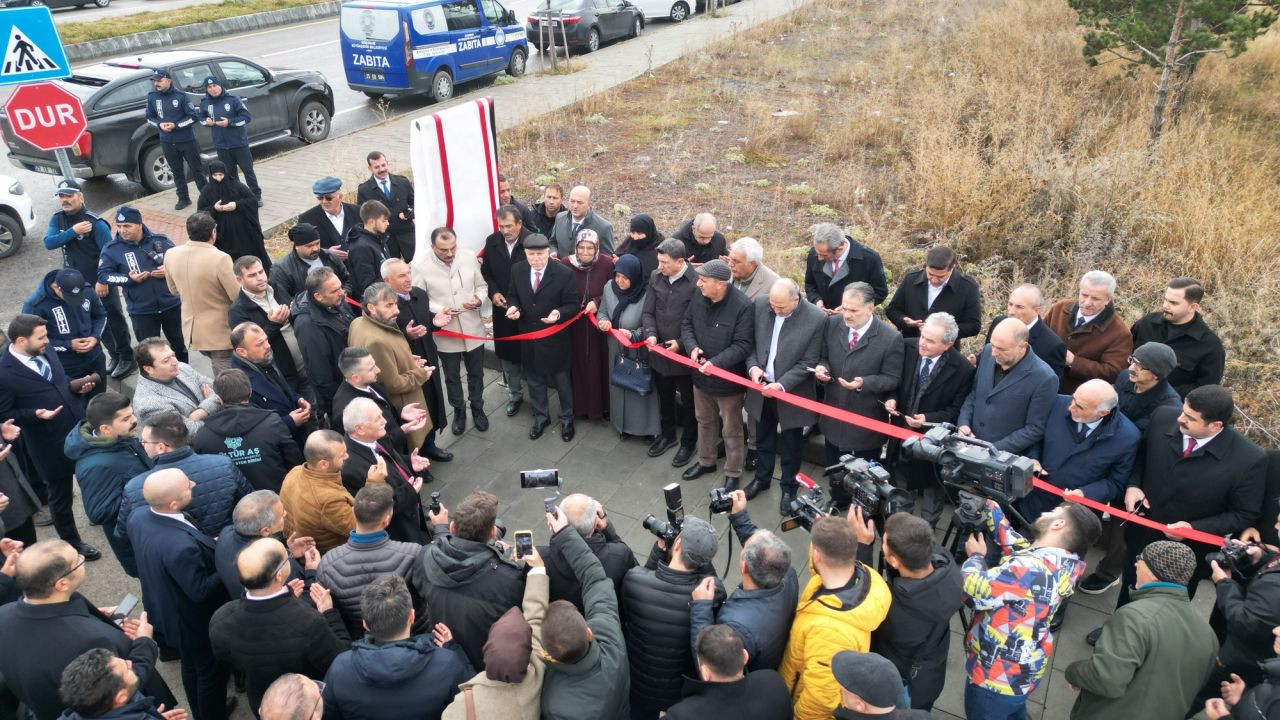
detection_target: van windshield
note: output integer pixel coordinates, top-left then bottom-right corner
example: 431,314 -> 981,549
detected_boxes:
341,6 -> 401,42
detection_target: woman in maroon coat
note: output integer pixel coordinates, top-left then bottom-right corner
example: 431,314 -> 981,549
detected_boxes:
562,230 -> 615,420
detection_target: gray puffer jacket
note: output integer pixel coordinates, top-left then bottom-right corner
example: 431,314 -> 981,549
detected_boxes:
316,532 -> 430,638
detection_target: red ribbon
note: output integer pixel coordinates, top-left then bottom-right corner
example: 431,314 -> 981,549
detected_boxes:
434,308 -> 587,342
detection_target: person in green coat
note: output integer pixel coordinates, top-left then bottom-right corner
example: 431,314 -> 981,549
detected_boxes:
539,509 -> 631,720
1065,540 -> 1219,719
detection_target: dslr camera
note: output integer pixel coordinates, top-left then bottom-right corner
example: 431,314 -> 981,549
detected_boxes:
901,425 -> 1035,503
708,487 -> 733,514
1206,535 -> 1269,578
826,455 -> 913,519
643,483 -> 685,544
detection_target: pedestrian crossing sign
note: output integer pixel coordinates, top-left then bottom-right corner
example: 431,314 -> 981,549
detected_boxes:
0,7 -> 70,86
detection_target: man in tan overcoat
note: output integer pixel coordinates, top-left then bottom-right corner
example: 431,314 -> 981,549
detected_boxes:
347,282 -> 432,449
165,211 -> 240,373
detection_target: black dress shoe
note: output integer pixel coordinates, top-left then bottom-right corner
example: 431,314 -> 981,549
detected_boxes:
77,543 -> 103,562
648,436 -> 677,457
672,444 -> 696,468
722,476 -> 741,492
530,419 -> 548,439
174,199 -> 191,211
682,463 -> 716,481
1086,627 -> 1103,646
32,509 -> 52,527
421,470 -> 435,484
744,449 -> 757,471
506,398 -> 523,417
743,478 -> 770,500
779,490 -> 796,515
472,409 -> 489,432
105,356 -> 120,375
451,414 -> 466,436
561,423 -> 575,442
424,446 -> 453,462
110,359 -> 137,380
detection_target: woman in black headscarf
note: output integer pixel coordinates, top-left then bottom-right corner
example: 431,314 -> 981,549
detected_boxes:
616,213 -> 662,279
597,253 -> 660,439
197,160 -> 270,270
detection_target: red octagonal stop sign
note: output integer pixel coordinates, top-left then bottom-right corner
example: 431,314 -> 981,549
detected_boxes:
4,81 -> 86,152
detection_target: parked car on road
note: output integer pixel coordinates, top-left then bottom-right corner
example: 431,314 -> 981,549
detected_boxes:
0,50 -> 334,193
0,174 -> 35,259
629,0 -> 693,22
526,0 -> 644,53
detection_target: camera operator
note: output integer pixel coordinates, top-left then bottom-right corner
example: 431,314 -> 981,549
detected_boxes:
780,513 -> 891,720
622,516 -> 725,719
1196,509 -> 1280,708
689,490 -> 798,672
870,512 -> 964,712
536,493 -> 637,612
1203,626 -> 1280,720
960,498 -> 1101,719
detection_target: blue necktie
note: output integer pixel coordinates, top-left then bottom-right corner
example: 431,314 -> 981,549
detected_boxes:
918,358 -> 932,391
33,356 -> 51,381
381,179 -> 391,199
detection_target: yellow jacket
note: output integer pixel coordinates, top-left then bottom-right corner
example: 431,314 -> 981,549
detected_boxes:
780,562 -> 892,720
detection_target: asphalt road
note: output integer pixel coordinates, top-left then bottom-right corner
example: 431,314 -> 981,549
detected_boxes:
0,3 -> 677,312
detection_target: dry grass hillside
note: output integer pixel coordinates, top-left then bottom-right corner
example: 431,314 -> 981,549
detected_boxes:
499,0 -> 1280,443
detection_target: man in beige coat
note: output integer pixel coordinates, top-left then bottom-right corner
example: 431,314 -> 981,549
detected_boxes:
441,547 -> 549,720
165,212 -> 240,373
413,227 -> 489,435
347,282 -> 432,449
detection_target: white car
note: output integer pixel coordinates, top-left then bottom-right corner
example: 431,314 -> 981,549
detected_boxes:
629,0 -> 694,22
0,173 -> 34,259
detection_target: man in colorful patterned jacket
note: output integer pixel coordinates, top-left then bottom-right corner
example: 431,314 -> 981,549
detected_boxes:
960,498 -> 1101,720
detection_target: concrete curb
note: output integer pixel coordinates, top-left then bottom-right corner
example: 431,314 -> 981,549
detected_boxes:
65,1 -> 340,63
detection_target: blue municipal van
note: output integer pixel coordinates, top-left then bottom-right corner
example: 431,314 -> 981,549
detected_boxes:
340,0 -> 528,100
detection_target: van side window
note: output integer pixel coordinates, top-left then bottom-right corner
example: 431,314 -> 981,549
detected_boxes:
480,0 -> 503,23
443,0 -> 482,30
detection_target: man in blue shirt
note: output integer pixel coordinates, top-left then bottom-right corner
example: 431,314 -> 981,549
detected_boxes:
199,76 -> 260,202
144,69 -> 204,210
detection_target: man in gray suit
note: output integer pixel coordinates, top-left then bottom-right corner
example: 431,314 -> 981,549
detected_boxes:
744,279 -> 824,513
550,185 -> 614,257
814,282 -> 903,508
958,317 -> 1058,454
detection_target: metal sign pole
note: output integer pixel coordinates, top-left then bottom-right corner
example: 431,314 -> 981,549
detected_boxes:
54,147 -> 73,178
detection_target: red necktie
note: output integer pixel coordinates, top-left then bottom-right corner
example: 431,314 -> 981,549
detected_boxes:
1183,437 -> 1197,458
375,443 -> 411,482
533,270 -> 542,292
849,330 -> 859,350
831,258 -> 840,277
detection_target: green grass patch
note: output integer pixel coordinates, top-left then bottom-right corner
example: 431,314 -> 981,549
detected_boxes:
59,0 -> 328,45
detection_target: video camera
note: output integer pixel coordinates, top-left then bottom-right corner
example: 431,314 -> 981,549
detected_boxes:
520,469 -> 563,519
825,454 -> 913,519
901,425 -> 1035,503
643,483 -> 685,544
780,473 -> 838,533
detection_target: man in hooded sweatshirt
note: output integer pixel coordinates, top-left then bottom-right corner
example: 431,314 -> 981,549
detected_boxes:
192,369 -> 301,493
420,490 -> 526,671
322,575 -> 471,720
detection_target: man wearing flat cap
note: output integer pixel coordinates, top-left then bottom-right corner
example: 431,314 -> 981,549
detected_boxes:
144,69 -> 204,210
268,223 -> 351,304
504,233 -> 579,442
678,258 -> 754,489
297,177 -> 358,260
831,650 -> 931,719
1065,540 -> 1217,720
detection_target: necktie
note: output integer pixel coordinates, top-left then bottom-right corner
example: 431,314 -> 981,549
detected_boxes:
849,330 -> 859,350
1075,316 -> 1087,328
375,443 -> 411,482
831,258 -> 840,277
571,221 -> 581,238
1076,423 -> 1089,443
33,356 -> 51,381
1183,437 -> 1197,457
533,270 -> 542,292
918,358 -> 932,390
380,179 -> 391,199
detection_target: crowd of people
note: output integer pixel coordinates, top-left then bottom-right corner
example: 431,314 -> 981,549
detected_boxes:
0,149 -> 1276,720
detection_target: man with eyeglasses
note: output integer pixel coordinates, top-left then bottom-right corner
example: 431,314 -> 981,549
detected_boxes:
297,177 -> 357,261
129,468 -> 234,720
0,540 -> 176,720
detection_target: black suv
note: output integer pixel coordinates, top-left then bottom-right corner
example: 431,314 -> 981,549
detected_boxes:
0,50 -> 334,193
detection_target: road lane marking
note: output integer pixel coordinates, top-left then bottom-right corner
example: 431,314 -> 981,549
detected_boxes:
261,39 -> 337,58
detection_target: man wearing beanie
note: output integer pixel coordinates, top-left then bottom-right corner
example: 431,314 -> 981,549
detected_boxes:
1130,277 -> 1225,397
1065,541 -> 1217,720
678,258 -> 754,489
830,651 -> 930,719
622,516 -> 726,719
267,222 -> 351,303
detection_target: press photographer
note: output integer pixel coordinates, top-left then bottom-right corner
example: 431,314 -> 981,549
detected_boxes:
689,490 -> 798,672
537,493 -> 637,612
960,498 -> 1100,719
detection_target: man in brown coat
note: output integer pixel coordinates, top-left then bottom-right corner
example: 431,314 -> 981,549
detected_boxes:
165,212 -> 240,374
1043,270 -> 1133,394
347,283 -> 433,450
281,430 -> 364,553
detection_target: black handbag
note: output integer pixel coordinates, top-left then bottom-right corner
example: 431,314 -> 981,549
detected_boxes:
611,349 -> 651,396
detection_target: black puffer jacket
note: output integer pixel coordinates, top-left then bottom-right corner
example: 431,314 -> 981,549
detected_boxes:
420,535 -> 526,671
678,284 -> 754,396
1217,560 -> 1280,686
622,557 -> 726,713
192,404 -> 302,493
871,548 -> 964,710
1231,656 -> 1280,720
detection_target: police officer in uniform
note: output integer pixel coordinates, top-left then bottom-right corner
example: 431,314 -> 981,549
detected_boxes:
145,69 -> 205,210
199,75 -> 260,202
96,206 -> 188,361
22,268 -> 108,398
43,178 -> 136,379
